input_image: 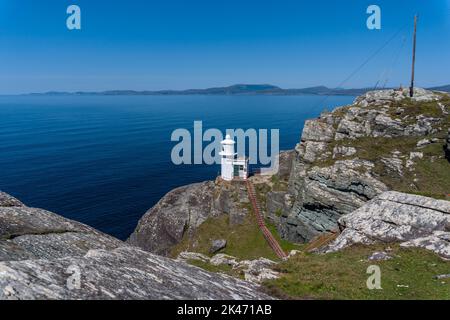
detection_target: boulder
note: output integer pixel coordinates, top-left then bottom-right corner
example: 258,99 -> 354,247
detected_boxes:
210,254 -> 238,267
368,251 -> 393,261
323,191 -> 450,259
210,239 -> 227,254
237,258 -> 279,283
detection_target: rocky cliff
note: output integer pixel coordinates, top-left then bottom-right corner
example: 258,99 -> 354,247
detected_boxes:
446,128 -> 450,161
281,88 -> 450,243
128,179 -> 252,256
0,192 -> 271,299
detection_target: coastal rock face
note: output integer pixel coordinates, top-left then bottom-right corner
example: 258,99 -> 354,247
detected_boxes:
281,160 -> 388,242
128,180 -> 251,256
276,150 -> 295,179
282,88 -> 449,243
446,128 -> 450,161
0,191 -> 272,300
323,191 -> 450,259
0,192 -> 24,207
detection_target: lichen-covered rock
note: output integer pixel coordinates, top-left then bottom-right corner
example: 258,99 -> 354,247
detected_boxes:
0,192 -> 23,207
0,206 -> 124,262
210,253 -> 239,267
238,258 -> 279,283
177,251 -> 210,262
210,239 -> 227,254
401,231 -> 450,259
0,247 -> 272,300
180,252 -> 279,284
368,251 -> 393,261
0,191 -> 272,300
323,191 -> 450,259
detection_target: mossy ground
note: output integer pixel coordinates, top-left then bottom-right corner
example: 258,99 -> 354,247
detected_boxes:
264,244 -> 450,300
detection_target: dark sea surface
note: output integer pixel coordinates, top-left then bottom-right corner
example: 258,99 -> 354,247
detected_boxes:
0,95 -> 354,240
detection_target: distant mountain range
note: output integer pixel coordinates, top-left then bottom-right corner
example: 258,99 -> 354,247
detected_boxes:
27,84 -> 450,96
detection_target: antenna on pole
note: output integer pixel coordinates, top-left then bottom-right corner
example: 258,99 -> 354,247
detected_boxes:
409,15 -> 418,97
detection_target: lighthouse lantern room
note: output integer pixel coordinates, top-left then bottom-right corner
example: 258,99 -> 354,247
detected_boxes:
220,135 -> 249,181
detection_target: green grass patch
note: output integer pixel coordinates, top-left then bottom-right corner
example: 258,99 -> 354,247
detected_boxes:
170,213 -> 280,261
389,97 -> 449,123
271,175 -> 289,192
315,132 -> 450,199
264,244 -> 450,300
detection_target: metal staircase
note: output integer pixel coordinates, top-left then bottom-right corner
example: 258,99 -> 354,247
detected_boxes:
246,180 -> 287,259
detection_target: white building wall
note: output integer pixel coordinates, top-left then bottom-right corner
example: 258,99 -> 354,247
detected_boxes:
221,157 -> 234,181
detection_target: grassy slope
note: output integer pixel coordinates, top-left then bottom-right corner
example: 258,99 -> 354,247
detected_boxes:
170,171 -> 300,261
171,212 -> 280,261
265,244 -> 450,300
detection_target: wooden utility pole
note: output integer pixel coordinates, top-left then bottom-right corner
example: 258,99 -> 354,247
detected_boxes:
409,15 -> 418,97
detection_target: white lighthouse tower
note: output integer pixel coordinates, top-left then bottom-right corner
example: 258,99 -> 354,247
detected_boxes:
220,135 -> 236,181
219,134 -> 249,181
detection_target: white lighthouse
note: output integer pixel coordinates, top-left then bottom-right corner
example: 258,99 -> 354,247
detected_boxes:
220,135 -> 236,181
220,134 -> 249,181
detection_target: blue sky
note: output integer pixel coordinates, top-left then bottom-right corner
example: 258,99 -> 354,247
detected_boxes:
0,0 -> 449,94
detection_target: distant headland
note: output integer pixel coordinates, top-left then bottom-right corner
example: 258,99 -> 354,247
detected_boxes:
20,84 -> 450,97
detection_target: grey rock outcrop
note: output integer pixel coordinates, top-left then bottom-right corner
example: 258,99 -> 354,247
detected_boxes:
0,192 -> 24,207
0,196 -> 124,262
276,150 -> 295,179
323,191 -> 450,259
368,251 -> 392,261
0,246 -> 272,300
0,191 -> 272,300
128,180 -> 251,256
283,158 -> 388,242
210,239 -> 227,254
282,89 -> 448,243
179,252 -> 279,283
446,128 -> 450,161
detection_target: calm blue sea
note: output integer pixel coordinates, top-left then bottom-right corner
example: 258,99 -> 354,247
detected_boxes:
0,95 -> 354,240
